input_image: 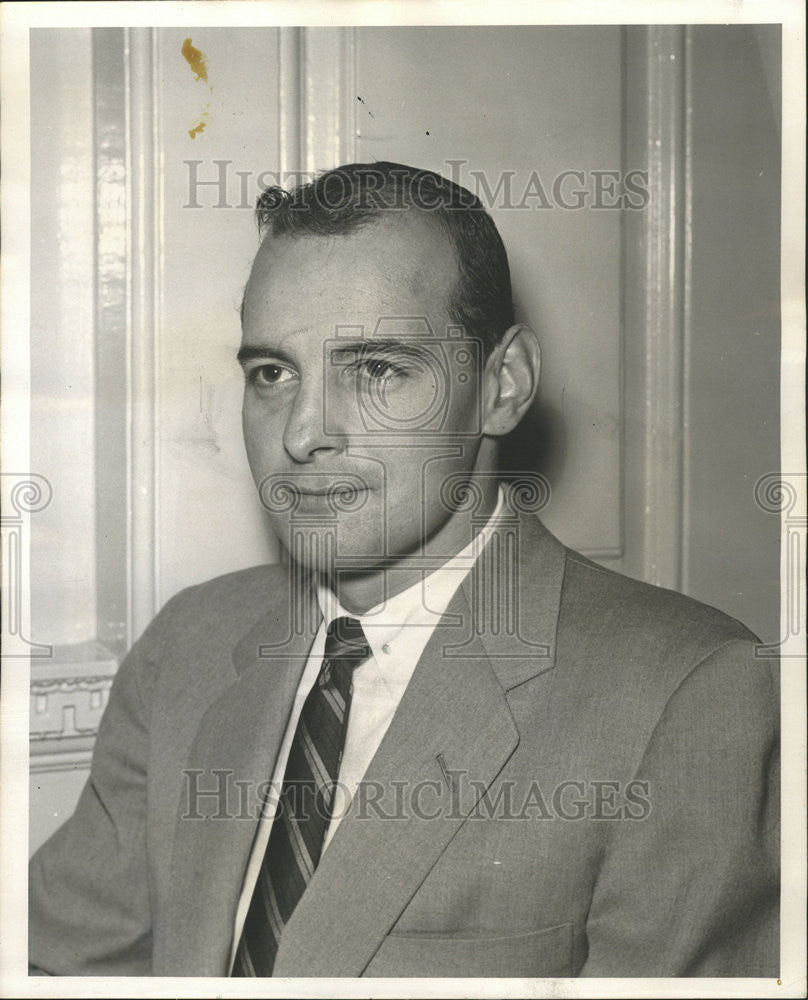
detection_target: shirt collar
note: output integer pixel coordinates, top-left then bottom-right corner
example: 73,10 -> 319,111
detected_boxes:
316,484 -> 506,661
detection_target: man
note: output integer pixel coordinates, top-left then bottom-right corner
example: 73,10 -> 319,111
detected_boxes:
29,162 -> 779,978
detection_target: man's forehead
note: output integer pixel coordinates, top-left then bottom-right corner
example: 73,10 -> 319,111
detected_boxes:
247,214 -> 457,299
242,218 -> 460,347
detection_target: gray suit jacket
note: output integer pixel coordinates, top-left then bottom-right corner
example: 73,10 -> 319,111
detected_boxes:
29,511 -> 779,977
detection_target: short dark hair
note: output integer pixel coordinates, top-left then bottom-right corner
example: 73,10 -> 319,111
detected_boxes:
253,161 -> 515,355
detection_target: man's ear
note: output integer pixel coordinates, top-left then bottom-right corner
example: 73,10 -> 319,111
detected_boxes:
482,324 -> 541,436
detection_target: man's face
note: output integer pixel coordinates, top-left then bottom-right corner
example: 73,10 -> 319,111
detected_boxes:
240,216 -> 490,577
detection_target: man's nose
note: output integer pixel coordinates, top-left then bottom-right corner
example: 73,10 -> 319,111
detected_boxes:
282,378 -> 345,463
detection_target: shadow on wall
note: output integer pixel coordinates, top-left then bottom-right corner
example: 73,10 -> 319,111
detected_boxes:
499,400 -> 566,496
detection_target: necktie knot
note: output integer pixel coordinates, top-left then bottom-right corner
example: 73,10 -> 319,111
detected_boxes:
321,617 -> 370,696
325,615 -> 371,659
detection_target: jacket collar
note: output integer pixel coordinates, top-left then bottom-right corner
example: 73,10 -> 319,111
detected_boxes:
469,503 -> 565,690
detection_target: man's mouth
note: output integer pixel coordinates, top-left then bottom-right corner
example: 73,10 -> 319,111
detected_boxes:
293,485 -> 370,497
289,484 -> 371,516
258,474 -> 373,514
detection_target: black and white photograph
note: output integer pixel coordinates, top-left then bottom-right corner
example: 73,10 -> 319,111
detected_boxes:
1,1 -> 805,996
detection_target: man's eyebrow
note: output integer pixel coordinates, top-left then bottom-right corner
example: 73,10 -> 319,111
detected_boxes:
236,344 -> 294,366
328,339 -> 433,361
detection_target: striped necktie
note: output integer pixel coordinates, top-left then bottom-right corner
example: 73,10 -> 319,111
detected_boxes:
232,616 -> 371,977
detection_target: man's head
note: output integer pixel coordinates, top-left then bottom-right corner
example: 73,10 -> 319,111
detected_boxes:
239,162 -> 539,595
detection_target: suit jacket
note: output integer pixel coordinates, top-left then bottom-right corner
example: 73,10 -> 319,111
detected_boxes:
29,510 -> 779,978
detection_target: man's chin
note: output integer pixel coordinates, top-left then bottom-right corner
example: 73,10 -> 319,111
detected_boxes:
277,527 -> 389,576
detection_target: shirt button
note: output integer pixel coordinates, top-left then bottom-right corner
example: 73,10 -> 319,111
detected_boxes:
382,643 -> 391,655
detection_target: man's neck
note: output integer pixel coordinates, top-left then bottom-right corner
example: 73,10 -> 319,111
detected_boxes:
326,480 -> 501,615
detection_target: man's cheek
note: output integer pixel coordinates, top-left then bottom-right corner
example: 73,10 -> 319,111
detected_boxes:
243,418 -> 282,472
448,384 -> 484,437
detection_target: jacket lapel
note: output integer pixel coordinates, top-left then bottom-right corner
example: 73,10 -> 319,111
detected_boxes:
273,509 -> 567,977
156,573 -> 319,976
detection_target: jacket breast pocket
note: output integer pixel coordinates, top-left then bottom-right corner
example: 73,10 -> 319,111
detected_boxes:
363,922 -> 574,978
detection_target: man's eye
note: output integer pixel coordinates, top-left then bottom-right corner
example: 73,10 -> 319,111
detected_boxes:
345,356 -> 409,382
249,364 -> 294,387
364,358 -> 397,379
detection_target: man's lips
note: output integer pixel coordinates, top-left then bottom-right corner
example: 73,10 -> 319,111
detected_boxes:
292,486 -> 371,497
258,475 -> 374,514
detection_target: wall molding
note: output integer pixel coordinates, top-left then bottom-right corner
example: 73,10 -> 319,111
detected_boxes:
94,27 -> 129,652
622,25 -> 692,590
125,27 -> 162,644
93,27 -> 163,650
278,26 -> 357,177
32,29 -> 164,773
30,743 -> 96,774
29,640 -> 117,766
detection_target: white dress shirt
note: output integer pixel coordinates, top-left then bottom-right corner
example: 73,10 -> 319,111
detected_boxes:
229,485 -> 506,967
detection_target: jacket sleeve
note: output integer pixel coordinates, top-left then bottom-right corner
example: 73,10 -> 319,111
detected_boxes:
28,595 -> 182,976
580,638 -> 780,977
